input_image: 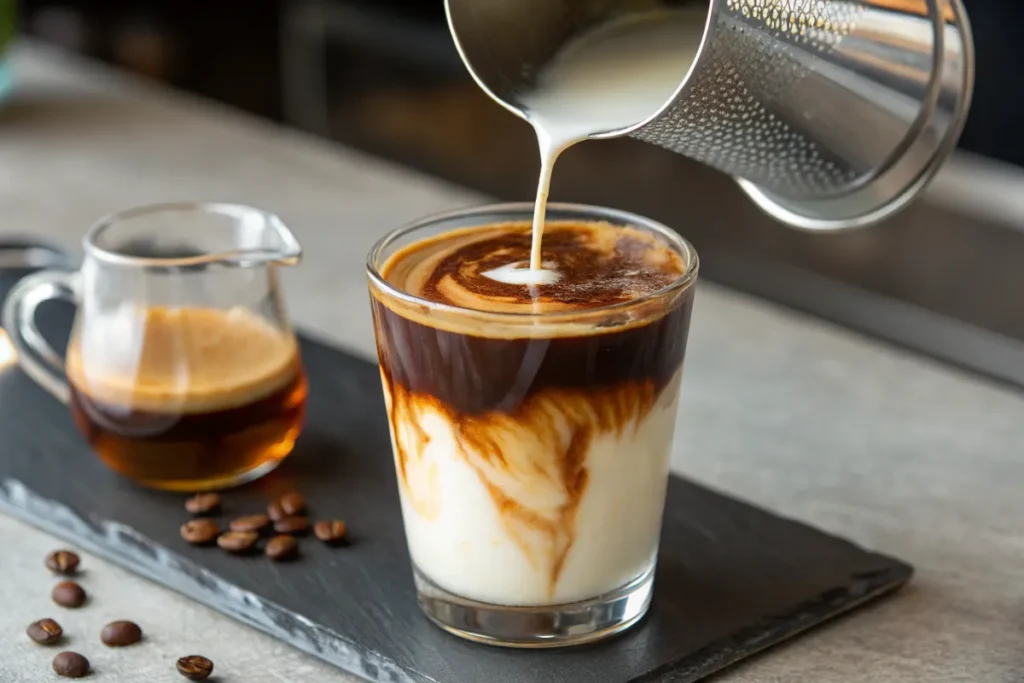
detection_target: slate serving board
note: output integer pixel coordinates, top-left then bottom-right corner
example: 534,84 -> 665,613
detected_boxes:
0,248 -> 912,683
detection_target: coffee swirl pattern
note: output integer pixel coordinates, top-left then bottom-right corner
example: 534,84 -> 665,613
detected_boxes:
373,220 -> 694,605
383,220 -> 685,315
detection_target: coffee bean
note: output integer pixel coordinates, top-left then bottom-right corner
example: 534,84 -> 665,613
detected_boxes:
176,655 -> 214,680
185,492 -> 221,515
51,581 -> 87,608
217,531 -> 259,553
26,618 -> 63,645
267,500 -> 286,521
314,520 -> 348,545
52,651 -> 90,678
45,550 -> 80,575
101,620 -> 142,646
278,491 -> 306,516
266,534 -> 299,562
273,515 -> 309,535
229,514 -> 270,534
181,518 -> 221,545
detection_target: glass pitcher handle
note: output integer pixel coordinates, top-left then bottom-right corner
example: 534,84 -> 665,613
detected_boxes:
1,270 -> 77,404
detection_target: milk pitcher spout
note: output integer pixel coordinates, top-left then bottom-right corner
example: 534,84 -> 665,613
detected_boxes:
446,0 -> 975,231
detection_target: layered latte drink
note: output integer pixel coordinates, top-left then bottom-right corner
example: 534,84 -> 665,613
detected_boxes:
368,204 -> 697,646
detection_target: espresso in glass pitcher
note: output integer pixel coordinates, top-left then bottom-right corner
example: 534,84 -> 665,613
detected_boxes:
4,202 -> 307,491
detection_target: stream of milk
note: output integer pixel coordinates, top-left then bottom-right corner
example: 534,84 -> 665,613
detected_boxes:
493,10 -> 706,285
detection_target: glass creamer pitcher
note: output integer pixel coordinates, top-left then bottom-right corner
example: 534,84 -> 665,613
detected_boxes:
2,202 -> 307,491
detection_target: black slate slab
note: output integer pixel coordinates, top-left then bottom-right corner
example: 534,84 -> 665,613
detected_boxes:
0,251 -> 912,683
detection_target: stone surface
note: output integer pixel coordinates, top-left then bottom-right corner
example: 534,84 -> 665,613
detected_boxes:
0,295 -> 911,682
1,42 -> 1023,682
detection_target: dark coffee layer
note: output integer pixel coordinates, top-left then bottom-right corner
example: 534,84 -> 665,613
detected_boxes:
373,294 -> 693,597
382,220 -> 686,315
70,371 -> 306,441
373,293 -> 693,415
69,370 -> 307,487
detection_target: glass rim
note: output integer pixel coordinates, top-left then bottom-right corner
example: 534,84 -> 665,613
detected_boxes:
82,201 -> 303,269
366,201 -> 699,322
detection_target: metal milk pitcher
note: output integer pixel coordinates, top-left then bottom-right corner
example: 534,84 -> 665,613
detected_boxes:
445,0 -> 975,231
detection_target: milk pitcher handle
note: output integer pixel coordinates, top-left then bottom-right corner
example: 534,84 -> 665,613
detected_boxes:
2,270 -> 77,404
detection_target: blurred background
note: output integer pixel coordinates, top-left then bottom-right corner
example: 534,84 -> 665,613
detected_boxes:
16,1 -> 1022,165
9,0 -> 1024,388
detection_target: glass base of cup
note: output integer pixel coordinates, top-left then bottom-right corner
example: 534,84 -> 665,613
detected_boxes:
414,564 -> 655,648
117,455 -> 287,492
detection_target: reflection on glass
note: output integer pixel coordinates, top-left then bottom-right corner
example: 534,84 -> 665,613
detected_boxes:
0,328 -> 17,370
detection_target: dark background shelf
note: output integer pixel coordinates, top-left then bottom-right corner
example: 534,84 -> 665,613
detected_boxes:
16,0 -> 1024,391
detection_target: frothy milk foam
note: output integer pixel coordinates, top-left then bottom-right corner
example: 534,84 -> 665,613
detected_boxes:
480,9 -> 706,285
68,306 -> 299,413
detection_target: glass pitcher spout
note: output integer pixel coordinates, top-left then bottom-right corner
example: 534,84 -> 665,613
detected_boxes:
217,202 -> 303,267
84,202 -> 302,269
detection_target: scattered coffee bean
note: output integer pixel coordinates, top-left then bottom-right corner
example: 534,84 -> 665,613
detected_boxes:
180,518 -> 221,545
273,515 -> 309,535
51,581 -> 87,608
45,550 -> 80,575
217,531 -> 259,553
101,620 -> 143,647
52,651 -> 90,678
185,492 -> 221,516
26,618 -> 63,645
266,534 -> 299,562
229,514 -> 270,534
314,520 -> 348,545
267,500 -> 286,521
279,491 -> 306,516
176,655 -> 214,680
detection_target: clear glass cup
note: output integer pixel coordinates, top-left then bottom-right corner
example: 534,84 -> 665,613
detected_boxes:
367,202 -> 698,647
3,202 -> 308,491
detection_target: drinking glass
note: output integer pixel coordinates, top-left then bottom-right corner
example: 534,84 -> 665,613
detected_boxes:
367,202 -> 698,647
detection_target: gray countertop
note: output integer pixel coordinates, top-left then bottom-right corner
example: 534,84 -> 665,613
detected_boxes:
2,43 -> 1023,683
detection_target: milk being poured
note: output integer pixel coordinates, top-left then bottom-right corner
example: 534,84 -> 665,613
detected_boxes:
486,9 -> 706,286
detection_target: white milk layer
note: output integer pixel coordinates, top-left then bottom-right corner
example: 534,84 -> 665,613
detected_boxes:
383,375 -> 682,606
